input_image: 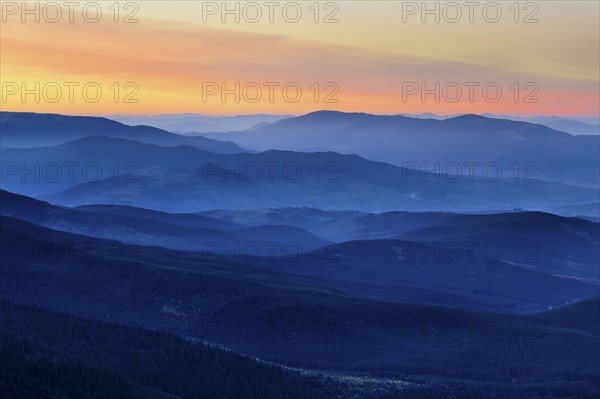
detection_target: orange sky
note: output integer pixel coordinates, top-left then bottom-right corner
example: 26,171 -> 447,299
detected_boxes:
1,1 -> 598,116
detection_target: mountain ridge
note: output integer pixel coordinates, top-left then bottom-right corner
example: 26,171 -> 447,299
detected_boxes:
0,111 -> 245,153
202,110 -> 599,187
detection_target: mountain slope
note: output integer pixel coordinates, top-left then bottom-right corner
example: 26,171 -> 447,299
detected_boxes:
0,300 -> 334,399
1,216 -> 599,399
533,296 -> 600,337
0,111 -> 245,153
3,135 -> 593,213
3,191 -> 596,310
198,208 -> 600,282
0,189 -> 325,250
204,111 -> 600,187
109,113 -> 292,133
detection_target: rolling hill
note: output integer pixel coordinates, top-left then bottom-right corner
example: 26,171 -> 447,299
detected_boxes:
0,300 -> 337,399
0,111 -> 245,153
109,113 -> 292,133
9,187 -> 597,283
0,189 -> 324,250
1,216 -> 598,399
203,111 -> 600,188
2,135 -> 594,213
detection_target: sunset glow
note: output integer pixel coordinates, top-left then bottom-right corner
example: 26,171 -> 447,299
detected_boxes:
1,0 -> 598,116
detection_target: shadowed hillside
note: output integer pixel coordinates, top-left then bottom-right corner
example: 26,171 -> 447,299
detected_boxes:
1,216 -> 599,399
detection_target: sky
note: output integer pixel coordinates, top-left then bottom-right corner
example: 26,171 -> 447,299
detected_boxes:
1,0 -> 599,116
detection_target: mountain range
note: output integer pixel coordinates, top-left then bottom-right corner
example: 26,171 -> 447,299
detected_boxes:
108,112 -> 600,136
108,113 -> 292,133
2,110 -> 599,398
0,111 -> 245,153
400,113 -> 599,136
2,190 -> 598,313
2,134 -> 597,215
1,215 -> 598,398
202,111 -> 600,187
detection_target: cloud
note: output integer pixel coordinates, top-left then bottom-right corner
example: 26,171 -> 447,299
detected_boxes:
1,11 -> 598,116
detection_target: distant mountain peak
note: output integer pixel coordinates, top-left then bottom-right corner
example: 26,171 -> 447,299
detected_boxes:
445,113 -> 492,122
